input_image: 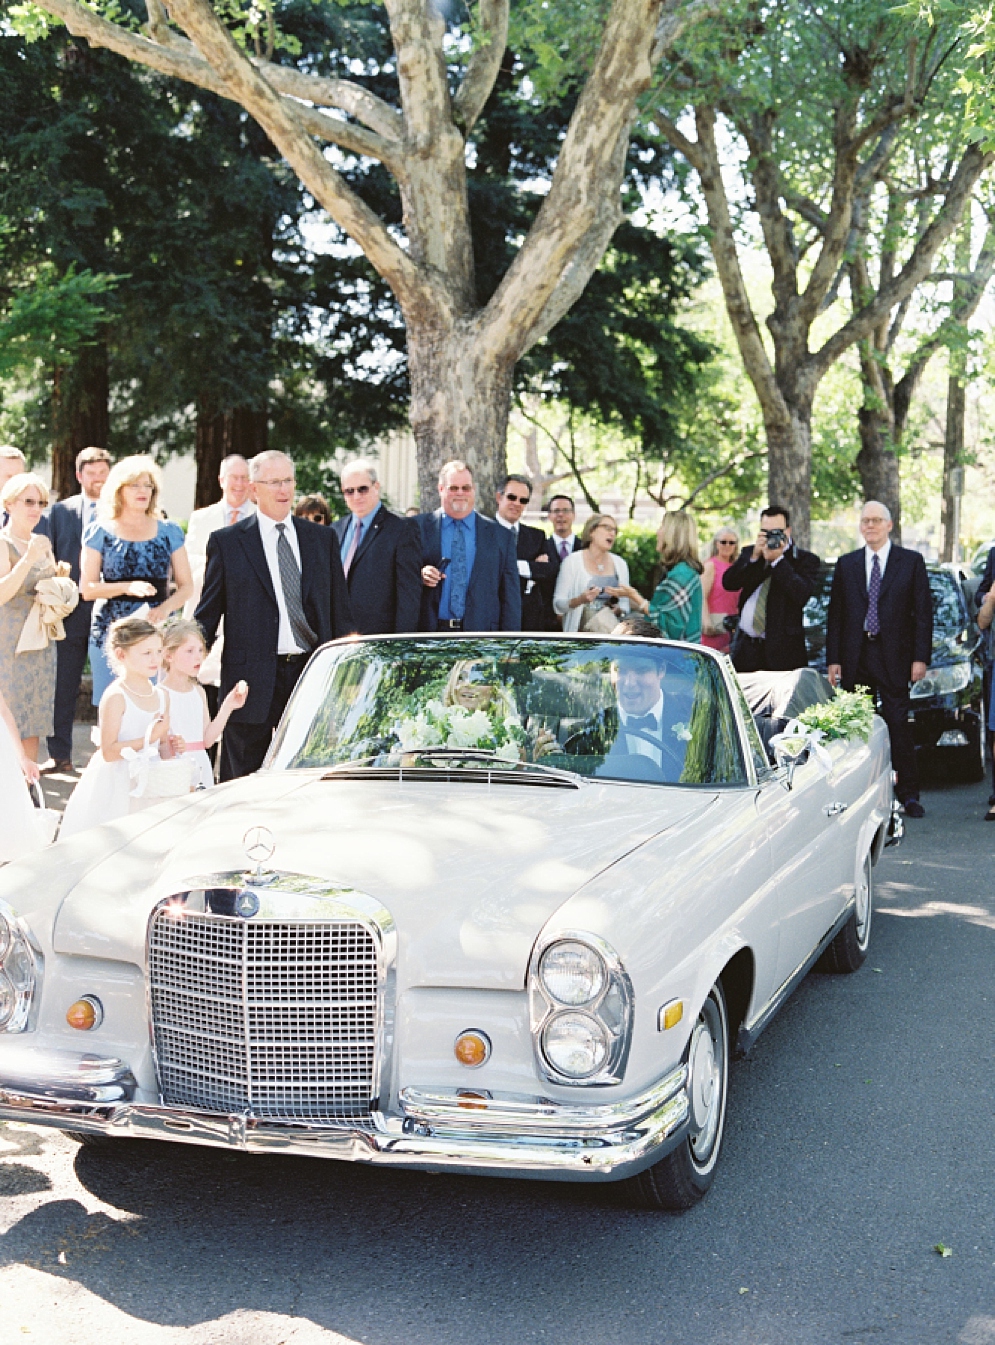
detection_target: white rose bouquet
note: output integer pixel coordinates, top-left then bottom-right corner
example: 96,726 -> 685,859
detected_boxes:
395,699 -> 527,761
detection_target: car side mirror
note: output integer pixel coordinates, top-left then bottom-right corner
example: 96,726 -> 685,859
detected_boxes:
773,735 -> 809,791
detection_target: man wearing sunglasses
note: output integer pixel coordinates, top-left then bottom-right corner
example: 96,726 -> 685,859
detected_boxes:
495,474 -> 552,631
416,460 -> 521,632
333,459 -> 422,634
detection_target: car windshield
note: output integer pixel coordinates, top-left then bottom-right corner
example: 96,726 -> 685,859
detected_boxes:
267,637 -> 747,787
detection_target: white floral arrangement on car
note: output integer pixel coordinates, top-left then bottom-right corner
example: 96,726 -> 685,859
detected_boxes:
395,699 -> 527,761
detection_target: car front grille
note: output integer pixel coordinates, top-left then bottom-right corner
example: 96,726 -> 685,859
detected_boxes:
148,909 -> 380,1126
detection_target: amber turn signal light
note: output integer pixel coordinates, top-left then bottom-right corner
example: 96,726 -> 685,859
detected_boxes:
454,1030 -> 491,1068
66,996 -> 103,1031
658,999 -> 684,1031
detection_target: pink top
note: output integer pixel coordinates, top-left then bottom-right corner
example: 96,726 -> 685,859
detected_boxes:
702,557 -> 741,652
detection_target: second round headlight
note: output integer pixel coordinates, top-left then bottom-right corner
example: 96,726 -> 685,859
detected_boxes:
541,1012 -> 609,1078
539,941 -> 606,1006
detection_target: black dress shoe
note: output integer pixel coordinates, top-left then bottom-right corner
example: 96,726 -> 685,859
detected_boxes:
40,759 -> 74,775
902,798 -> 925,819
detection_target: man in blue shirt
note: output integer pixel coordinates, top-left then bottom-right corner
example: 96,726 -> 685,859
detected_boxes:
416,460 -> 521,631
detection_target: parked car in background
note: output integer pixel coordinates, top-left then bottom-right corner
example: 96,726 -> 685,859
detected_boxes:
804,563 -> 985,781
0,634 -> 900,1211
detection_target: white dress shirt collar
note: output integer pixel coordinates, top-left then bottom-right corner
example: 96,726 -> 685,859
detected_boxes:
496,513 -> 518,534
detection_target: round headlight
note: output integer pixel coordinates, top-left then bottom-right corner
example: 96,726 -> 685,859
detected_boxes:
0,972 -> 14,1029
539,941 -> 606,1006
4,942 -> 33,993
541,1012 -> 609,1079
0,912 -> 11,963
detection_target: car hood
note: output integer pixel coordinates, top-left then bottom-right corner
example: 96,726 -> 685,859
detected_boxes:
53,771 -> 720,989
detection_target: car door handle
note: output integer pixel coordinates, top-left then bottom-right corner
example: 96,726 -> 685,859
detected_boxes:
823,802 -> 848,817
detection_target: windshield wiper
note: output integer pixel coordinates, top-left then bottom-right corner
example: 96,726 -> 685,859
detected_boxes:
394,747 -> 583,787
320,748 -> 582,787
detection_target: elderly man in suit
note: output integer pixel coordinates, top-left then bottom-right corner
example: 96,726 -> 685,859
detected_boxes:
195,450 -> 352,780
333,458 -> 422,634
417,460 -> 521,632
495,474 -> 553,631
41,446 -> 111,773
723,504 -> 820,672
827,501 -> 932,818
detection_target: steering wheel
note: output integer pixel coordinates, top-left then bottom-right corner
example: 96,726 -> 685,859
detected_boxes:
617,725 -> 686,777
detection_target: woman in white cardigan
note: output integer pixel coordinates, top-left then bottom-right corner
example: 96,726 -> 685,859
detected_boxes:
553,514 -> 632,632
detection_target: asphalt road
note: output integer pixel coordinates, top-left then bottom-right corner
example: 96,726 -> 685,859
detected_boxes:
2,773 -> 994,1345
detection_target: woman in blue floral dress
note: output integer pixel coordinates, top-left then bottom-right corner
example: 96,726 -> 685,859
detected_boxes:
80,456 -> 193,703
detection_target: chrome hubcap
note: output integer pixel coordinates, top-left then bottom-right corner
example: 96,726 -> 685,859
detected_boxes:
688,999 -> 724,1165
855,858 -> 872,946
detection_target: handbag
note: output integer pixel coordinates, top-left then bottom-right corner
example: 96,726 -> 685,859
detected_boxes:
121,689 -> 196,800
579,601 -> 621,634
28,780 -> 61,844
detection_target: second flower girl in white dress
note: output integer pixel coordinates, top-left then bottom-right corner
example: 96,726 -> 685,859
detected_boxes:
60,617 -> 171,840
158,619 -> 247,785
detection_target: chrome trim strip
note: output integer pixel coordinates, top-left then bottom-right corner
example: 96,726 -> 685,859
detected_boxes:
0,1057 -> 689,1182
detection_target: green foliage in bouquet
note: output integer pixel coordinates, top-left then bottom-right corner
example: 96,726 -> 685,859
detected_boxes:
796,687 -> 875,743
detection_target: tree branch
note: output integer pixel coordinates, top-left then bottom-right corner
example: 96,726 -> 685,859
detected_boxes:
157,0 -> 431,313
452,0 -> 510,137
651,0 -> 725,62
480,0 -> 665,362
653,111 -> 705,172
37,0 -> 404,168
811,143 -> 993,383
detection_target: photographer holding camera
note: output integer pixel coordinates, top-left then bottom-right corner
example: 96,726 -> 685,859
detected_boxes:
722,505 -> 820,673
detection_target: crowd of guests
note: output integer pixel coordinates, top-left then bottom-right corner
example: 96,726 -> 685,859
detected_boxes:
0,438 -> 941,857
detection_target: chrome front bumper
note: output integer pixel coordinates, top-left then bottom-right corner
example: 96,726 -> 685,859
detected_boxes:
0,1046 -> 689,1182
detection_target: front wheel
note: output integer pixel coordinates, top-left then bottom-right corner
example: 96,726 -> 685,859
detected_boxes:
818,851 -> 872,974
621,981 -> 729,1211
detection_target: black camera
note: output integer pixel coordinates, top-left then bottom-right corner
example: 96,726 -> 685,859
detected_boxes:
763,528 -> 787,550
722,614 -> 740,634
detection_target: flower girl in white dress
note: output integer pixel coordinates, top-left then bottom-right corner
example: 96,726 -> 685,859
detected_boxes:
0,685 -> 47,861
60,617 -> 171,840
158,619 -> 247,786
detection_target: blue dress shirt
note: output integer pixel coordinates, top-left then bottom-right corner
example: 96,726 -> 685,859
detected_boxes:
339,502 -> 381,566
439,512 -> 477,620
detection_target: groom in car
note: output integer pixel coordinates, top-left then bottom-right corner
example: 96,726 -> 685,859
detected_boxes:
563,642 -> 690,781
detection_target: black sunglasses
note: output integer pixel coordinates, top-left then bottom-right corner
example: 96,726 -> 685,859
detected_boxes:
343,484 -> 372,497
503,491 -> 530,504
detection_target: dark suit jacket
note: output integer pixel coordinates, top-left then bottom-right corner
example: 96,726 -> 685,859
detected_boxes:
46,494 -> 90,639
195,514 -> 353,724
826,544 -> 933,691
415,510 -> 522,632
976,546 -> 995,611
723,544 -> 821,670
332,507 -> 422,635
508,521 -> 554,631
541,535 -> 579,628
565,702 -> 690,782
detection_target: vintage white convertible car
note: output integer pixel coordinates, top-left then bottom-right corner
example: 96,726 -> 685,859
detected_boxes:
0,635 -> 901,1209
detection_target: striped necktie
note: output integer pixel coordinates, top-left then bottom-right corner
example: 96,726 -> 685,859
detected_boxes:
275,523 -> 317,651
866,552 -> 881,635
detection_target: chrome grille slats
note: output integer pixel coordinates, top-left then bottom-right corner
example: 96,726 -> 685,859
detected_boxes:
148,906 -> 380,1127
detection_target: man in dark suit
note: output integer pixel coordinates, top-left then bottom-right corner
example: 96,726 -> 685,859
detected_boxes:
195,450 -> 353,780
42,447 -> 111,773
563,644 -> 690,782
417,460 -> 521,632
540,494 -> 580,629
827,501 -> 932,817
974,546 -> 995,805
494,474 -> 554,631
333,458 -> 422,634
723,505 -> 820,672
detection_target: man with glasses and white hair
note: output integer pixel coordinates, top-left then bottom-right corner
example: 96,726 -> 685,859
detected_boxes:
195,450 -> 352,779
332,458 -> 422,634
827,500 -> 932,818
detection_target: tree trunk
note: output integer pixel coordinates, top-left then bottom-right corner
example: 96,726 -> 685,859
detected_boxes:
407,324 -> 514,515
940,372 -> 966,563
194,400 -> 267,508
764,399 -> 813,549
854,346 -> 902,540
51,339 -> 109,499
